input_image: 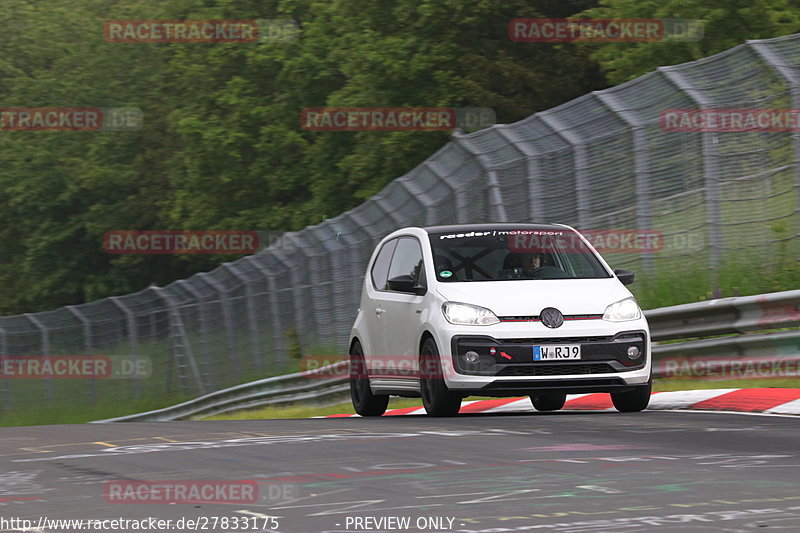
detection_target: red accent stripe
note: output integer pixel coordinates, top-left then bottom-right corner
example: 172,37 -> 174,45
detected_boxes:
499,316 -> 602,322
459,397 -> 523,413
563,393 -> 614,410
689,388 -> 800,412
326,413 -> 356,418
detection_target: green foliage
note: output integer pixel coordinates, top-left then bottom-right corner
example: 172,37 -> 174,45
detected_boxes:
0,0 -> 606,314
577,0 -> 800,84
2,0 -> 800,316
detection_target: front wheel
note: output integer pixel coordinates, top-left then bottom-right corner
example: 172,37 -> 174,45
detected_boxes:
530,393 -> 566,412
611,381 -> 651,413
419,338 -> 461,417
349,341 -> 389,416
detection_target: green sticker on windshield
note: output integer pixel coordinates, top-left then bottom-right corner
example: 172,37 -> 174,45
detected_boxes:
440,270 -> 452,278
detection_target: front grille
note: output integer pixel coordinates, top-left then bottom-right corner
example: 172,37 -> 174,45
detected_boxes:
497,363 -> 615,376
483,378 -> 627,389
499,314 -> 603,322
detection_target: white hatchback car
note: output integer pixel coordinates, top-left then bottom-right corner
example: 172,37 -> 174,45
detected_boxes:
349,224 -> 652,416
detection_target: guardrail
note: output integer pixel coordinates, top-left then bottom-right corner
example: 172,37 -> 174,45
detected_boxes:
97,289 -> 800,422
93,361 -> 349,422
646,290 -> 800,340
648,290 -> 800,378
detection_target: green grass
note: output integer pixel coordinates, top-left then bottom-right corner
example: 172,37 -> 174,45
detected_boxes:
0,394 -> 197,427
199,378 -> 800,421
0,338 -> 337,427
652,377 -> 800,391
198,397 -> 415,421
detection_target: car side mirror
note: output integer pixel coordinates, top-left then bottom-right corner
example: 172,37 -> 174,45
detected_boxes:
387,274 -> 425,294
614,269 -> 635,286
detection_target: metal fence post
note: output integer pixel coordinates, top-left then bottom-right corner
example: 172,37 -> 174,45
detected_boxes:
536,113 -> 590,228
66,305 -> 96,405
595,91 -> 655,273
107,297 -> 141,398
222,263 -> 263,372
494,126 -> 545,221
24,314 -> 52,404
748,40 -> 800,242
0,325 -> 8,410
176,280 -> 213,391
269,247 -> 309,354
659,66 -> 723,286
197,273 -> 241,382
246,256 -> 288,368
452,133 -> 509,223
149,286 -> 205,395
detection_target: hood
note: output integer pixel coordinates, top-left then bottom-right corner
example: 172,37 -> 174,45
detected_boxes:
435,279 -> 633,316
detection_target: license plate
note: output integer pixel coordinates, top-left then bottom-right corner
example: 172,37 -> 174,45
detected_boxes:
533,345 -> 581,360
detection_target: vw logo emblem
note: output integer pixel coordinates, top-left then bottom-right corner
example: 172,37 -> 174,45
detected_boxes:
540,307 -> 564,328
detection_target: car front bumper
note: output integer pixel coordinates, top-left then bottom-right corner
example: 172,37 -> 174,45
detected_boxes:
432,318 -> 652,395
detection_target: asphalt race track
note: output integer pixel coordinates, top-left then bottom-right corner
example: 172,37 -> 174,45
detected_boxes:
1,411 -> 799,533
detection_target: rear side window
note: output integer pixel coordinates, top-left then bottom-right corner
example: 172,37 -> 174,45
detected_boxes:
370,239 -> 398,290
387,237 -> 425,288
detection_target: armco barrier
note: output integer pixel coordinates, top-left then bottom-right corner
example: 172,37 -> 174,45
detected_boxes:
93,361 -> 348,422
97,290 -> 800,421
645,289 -> 800,340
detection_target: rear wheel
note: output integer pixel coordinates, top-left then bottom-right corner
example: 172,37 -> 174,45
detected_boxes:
611,381 -> 652,412
419,338 -> 461,417
530,393 -> 566,412
349,341 -> 389,416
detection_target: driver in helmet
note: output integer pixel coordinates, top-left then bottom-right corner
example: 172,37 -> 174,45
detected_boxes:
521,252 -> 543,277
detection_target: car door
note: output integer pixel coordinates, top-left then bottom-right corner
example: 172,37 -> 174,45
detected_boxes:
362,238 -> 397,363
378,236 -> 427,379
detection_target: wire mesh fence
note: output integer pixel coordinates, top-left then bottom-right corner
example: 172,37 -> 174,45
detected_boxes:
2,34 -> 800,416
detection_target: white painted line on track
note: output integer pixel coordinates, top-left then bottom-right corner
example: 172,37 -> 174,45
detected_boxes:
654,408 -> 800,418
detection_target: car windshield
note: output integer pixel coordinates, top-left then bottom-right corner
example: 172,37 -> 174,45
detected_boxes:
429,228 -> 612,282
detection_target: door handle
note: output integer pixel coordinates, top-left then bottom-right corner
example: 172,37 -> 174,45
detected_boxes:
375,307 -> 386,315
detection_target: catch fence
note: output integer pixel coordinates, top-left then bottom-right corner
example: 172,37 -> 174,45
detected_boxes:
2,33 -> 800,415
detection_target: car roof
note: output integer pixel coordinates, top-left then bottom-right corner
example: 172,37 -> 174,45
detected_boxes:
422,223 -> 574,233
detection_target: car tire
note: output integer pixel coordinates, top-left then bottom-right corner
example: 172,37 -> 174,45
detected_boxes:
530,393 -> 566,412
349,341 -> 389,417
611,381 -> 652,413
419,338 -> 461,417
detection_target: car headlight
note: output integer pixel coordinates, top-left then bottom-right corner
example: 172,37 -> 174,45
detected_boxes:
603,297 -> 642,322
442,302 -> 500,325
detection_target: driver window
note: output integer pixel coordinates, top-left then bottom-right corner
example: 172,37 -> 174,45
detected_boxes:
387,237 -> 425,290
371,239 -> 398,290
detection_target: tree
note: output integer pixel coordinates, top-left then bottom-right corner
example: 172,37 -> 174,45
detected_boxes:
577,0 -> 800,84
